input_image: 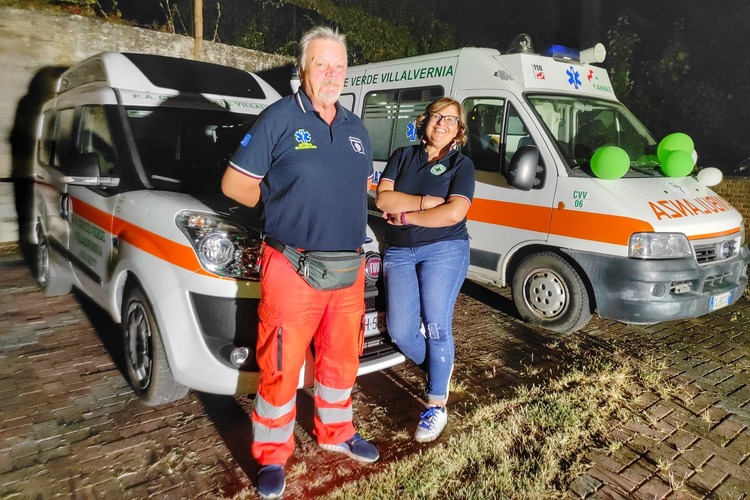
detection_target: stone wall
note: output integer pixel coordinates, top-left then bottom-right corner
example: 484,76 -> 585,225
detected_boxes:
0,6 -> 291,243
713,177 -> 750,237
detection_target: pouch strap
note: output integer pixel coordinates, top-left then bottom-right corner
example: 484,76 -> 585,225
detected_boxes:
264,236 -> 289,253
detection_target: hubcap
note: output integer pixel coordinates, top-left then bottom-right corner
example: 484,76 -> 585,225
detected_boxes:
125,301 -> 152,391
37,240 -> 49,287
522,268 -> 567,320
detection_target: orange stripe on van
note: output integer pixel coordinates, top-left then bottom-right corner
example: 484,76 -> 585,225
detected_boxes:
687,227 -> 742,240
468,199 -> 552,233
71,198 -> 211,276
549,208 -> 654,246
468,198 -> 654,246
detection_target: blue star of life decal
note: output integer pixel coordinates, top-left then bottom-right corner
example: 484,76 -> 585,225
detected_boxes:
567,66 -> 582,89
406,121 -> 418,142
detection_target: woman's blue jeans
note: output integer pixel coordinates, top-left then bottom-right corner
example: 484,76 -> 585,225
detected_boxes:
383,238 -> 470,404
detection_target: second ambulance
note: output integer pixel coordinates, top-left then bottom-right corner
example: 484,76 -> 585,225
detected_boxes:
342,34 -> 749,333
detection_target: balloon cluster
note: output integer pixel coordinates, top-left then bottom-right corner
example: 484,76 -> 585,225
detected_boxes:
657,132 -> 696,177
589,132 -> 697,180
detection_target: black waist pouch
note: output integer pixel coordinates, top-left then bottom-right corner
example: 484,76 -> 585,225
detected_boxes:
265,237 -> 364,291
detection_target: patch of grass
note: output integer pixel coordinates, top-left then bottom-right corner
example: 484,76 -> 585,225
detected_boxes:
323,357 -> 634,499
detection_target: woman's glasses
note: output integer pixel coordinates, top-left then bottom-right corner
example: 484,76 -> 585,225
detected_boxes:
428,113 -> 460,126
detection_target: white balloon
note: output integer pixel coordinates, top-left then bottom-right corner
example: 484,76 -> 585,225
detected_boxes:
691,149 -> 698,165
696,167 -> 722,187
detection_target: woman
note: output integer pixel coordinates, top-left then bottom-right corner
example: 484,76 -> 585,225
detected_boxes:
376,97 -> 475,442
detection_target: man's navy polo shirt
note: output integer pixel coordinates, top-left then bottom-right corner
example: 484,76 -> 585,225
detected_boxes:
229,91 -> 373,251
381,144 -> 475,247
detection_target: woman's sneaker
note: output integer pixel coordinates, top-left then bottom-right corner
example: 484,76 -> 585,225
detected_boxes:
414,406 -> 448,443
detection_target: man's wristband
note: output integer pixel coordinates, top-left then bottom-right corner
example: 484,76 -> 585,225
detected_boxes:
400,211 -> 409,225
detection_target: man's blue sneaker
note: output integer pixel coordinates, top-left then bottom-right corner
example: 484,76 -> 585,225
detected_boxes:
255,464 -> 286,499
319,432 -> 380,462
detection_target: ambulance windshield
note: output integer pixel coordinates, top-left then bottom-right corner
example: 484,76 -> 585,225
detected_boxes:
527,95 -> 660,176
125,107 -> 256,193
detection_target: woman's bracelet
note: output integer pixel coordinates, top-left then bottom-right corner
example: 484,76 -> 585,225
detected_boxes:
400,211 -> 409,225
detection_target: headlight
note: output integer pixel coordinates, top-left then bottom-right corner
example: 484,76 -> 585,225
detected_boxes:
176,210 -> 261,279
629,232 -> 692,259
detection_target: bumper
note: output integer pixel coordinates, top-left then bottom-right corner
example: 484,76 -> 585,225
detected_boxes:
564,245 -> 750,324
152,273 -> 402,396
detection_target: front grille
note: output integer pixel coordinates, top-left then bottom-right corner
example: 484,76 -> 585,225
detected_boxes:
693,237 -> 739,264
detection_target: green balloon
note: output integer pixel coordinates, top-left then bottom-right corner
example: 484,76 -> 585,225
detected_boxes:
662,149 -> 694,177
590,146 -> 630,179
657,132 -> 694,163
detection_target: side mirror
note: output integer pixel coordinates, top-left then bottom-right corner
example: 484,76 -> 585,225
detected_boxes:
63,153 -> 119,187
506,145 -> 542,191
67,152 -> 100,178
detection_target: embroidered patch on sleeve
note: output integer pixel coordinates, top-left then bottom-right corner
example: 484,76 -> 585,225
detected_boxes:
240,133 -> 252,147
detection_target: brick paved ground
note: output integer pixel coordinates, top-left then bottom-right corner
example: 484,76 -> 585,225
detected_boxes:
1,242 -> 748,499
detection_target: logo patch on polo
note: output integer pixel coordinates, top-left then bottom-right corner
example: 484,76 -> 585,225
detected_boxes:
295,129 -> 317,150
349,136 -> 365,154
430,164 -> 447,175
240,133 -> 252,147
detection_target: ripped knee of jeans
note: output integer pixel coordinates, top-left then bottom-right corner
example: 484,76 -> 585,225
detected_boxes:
426,322 -> 445,341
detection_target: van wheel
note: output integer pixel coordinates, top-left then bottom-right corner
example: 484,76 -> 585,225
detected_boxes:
511,252 -> 592,333
123,284 -> 188,406
35,224 -> 71,296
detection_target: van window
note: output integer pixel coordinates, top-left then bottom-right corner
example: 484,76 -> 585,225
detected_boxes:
37,110 -> 56,167
463,98 -> 505,172
52,108 -> 77,172
126,107 -> 257,193
502,104 -> 535,167
362,87 -> 443,160
527,95 -> 656,174
80,105 -> 118,176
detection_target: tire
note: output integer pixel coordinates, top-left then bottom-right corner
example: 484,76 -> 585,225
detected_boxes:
35,224 -> 72,296
511,251 -> 592,333
122,284 -> 189,406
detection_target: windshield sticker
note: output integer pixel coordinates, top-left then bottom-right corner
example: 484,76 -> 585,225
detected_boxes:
649,196 -> 733,220
295,129 -> 317,150
406,122 -> 418,141
345,64 -> 455,87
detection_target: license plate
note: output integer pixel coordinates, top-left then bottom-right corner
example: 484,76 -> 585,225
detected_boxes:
364,311 -> 387,335
709,291 -> 732,311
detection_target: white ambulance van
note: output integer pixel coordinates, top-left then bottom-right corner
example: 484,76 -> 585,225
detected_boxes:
32,52 -> 402,405
342,35 -> 749,333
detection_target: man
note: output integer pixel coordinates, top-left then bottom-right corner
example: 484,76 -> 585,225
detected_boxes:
221,26 -> 377,499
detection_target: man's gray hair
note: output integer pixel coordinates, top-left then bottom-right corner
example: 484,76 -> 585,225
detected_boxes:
297,26 -> 347,72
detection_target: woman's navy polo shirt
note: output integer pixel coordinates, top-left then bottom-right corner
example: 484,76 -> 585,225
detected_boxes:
229,91 -> 373,251
381,144 -> 475,247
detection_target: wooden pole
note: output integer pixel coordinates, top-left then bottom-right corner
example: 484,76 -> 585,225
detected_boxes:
194,0 -> 203,60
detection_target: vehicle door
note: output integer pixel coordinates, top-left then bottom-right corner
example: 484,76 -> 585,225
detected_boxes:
455,91 -> 558,284
34,107 -> 76,277
65,104 -> 120,305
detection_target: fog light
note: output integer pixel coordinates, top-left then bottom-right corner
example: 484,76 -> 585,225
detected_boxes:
649,283 -> 667,297
230,347 -> 250,367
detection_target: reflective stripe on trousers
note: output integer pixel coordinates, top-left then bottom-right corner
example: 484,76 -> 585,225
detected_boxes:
251,245 -> 365,465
